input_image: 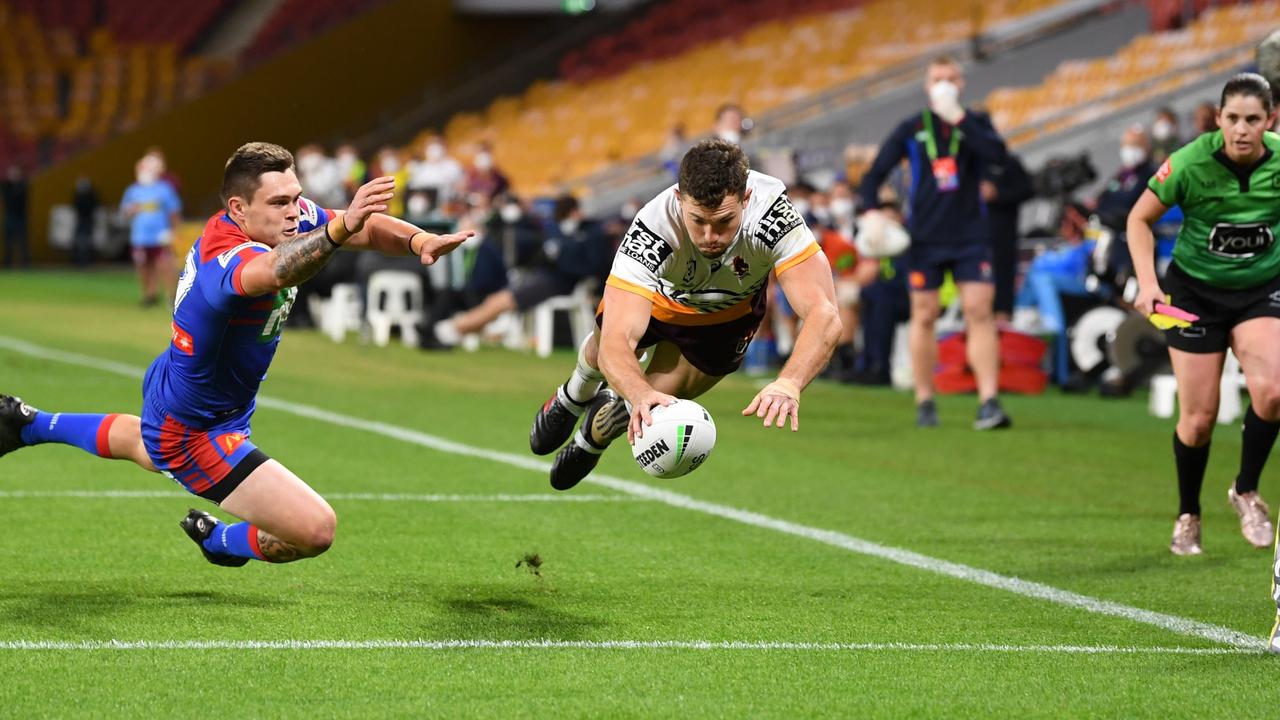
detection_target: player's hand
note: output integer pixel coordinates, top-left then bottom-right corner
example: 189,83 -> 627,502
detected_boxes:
342,176 -> 397,235
414,230 -> 474,266
627,389 -> 677,445
742,378 -> 801,432
1133,282 -> 1166,317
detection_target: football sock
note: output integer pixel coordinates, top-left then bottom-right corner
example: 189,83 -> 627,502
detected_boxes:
19,412 -> 119,458
564,337 -> 604,405
201,521 -> 265,561
1174,432 -> 1210,516
1236,405 -> 1280,495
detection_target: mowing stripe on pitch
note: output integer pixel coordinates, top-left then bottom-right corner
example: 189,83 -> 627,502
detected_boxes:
0,335 -> 1264,651
0,639 -> 1260,655
0,490 -> 641,503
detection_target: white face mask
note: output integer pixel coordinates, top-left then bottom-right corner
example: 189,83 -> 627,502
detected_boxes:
137,170 -> 158,185
813,206 -> 832,224
499,203 -> 522,223
559,218 -> 580,236
830,197 -> 855,220
474,152 -> 493,171
1152,119 -> 1175,142
928,80 -> 959,107
1119,144 -> 1147,169
718,129 -> 741,144
791,199 -> 811,217
407,194 -> 430,217
426,143 -> 445,161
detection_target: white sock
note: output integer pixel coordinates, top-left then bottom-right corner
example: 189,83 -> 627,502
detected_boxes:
434,319 -> 461,346
564,336 -> 604,404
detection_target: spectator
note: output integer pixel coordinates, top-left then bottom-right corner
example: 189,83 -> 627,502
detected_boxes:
659,123 -> 688,176
981,153 -> 1035,323
1090,124 -> 1156,233
334,144 -> 367,200
373,146 -> 408,219
145,146 -> 182,195
465,142 -> 510,200
71,175 -> 99,267
1192,101 -> 1217,135
714,103 -> 751,144
1150,106 -> 1183,165
120,154 -> 182,307
851,188 -> 911,386
296,145 -> 345,208
408,134 -> 465,205
858,55 -> 1013,430
1,164 -> 30,268
431,195 -> 611,347
487,192 -> 545,271
1013,201 -> 1095,337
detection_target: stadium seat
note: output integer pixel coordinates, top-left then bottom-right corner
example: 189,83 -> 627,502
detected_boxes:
365,271 -> 424,348
531,279 -> 598,359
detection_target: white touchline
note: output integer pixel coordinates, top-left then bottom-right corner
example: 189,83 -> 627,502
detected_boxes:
0,335 -> 1264,651
0,638 -> 1259,655
0,490 -> 641,503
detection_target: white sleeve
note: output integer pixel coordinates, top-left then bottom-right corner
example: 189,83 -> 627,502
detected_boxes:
755,193 -> 818,268
607,204 -> 677,297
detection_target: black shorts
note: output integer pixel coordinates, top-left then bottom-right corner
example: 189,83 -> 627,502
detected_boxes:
906,242 -> 993,291
511,270 -> 578,312
596,291 -> 767,377
1161,261 -> 1280,353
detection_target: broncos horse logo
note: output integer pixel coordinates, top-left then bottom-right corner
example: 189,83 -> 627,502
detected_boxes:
731,255 -> 750,280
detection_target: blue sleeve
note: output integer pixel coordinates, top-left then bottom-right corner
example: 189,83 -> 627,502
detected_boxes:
163,184 -> 182,215
120,185 -> 137,212
297,196 -> 335,233
859,118 -> 913,210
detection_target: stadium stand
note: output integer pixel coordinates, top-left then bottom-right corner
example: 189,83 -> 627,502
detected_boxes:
240,0 -> 390,66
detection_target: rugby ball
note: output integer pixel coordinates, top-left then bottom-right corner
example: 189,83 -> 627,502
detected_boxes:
631,399 -> 716,478
855,211 -> 911,258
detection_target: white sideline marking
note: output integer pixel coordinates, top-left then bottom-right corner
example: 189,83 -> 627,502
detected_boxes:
0,335 -> 1265,651
0,639 -> 1260,655
0,490 -> 638,503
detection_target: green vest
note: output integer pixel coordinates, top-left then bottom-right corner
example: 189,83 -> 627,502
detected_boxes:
1148,130 -> 1280,289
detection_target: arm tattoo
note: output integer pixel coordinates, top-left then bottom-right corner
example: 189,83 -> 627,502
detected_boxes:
256,530 -> 306,563
269,226 -> 338,288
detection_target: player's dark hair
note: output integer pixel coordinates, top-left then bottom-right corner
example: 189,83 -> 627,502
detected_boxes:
929,54 -> 961,69
1220,73 -> 1274,114
553,193 -> 579,221
221,142 -> 295,206
677,139 -> 749,209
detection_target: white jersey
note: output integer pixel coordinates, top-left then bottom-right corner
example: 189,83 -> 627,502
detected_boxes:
607,171 -> 819,325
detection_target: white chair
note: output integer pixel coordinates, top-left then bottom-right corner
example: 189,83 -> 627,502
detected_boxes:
365,271 -> 424,347
1148,350 -> 1247,424
311,283 -> 364,343
532,279 -> 598,358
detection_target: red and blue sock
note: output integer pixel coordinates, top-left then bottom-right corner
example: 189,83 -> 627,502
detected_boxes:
202,521 -> 266,561
19,412 -> 120,458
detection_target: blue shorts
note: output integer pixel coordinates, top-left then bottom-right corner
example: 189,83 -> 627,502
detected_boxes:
907,243 -> 993,291
140,394 -> 267,503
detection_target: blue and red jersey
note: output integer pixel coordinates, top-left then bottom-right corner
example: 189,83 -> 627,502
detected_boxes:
143,197 -> 333,427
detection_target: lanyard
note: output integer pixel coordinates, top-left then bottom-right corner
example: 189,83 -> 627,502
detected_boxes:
921,110 -> 960,161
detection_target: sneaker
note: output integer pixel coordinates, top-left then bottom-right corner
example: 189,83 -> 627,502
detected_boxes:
0,394 -> 38,459
549,391 -> 628,491
529,385 -> 591,456
916,399 -> 939,428
179,509 -> 250,567
974,398 -> 1012,431
1269,616 -> 1280,654
1228,487 -> 1274,549
1170,513 -> 1203,556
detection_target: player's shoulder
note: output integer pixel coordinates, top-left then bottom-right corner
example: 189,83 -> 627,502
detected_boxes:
1174,132 -> 1222,165
197,212 -> 268,264
619,191 -> 680,274
1264,130 -> 1280,154
744,171 -> 804,250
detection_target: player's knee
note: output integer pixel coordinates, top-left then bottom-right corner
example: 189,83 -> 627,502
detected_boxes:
1251,382 -> 1280,420
298,507 -> 337,556
1178,412 -> 1216,444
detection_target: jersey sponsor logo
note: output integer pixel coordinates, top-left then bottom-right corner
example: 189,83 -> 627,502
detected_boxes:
1155,158 -> 1172,183
620,219 -> 673,273
217,432 -> 246,455
218,241 -> 270,268
171,322 -> 195,355
756,195 -> 804,249
259,287 -> 298,343
1207,222 -> 1275,259
298,197 -> 319,227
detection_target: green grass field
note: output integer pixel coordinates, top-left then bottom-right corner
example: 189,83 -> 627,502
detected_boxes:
0,270 -> 1276,718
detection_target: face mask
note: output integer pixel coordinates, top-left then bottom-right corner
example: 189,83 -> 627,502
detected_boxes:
381,156 -> 399,173
137,170 -> 158,185
298,154 -> 320,172
830,198 -> 854,220
928,80 -> 959,107
718,130 -> 741,144
791,199 -> 810,218
407,194 -> 430,217
1152,120 -> 1175,142
474,152 -> 493,171
499,203 -> 522,223
813,207 -> 832,224
1119,144 -> 1147,169
559,218 -> 580,236
426,143 -> 444,161
620,202 -> 639,220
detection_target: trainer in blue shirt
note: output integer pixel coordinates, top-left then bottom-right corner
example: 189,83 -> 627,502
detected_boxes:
121,155 -> 183,306
858,55 -> 1013,431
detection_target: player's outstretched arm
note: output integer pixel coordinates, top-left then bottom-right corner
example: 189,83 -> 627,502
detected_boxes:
238,176 -> 394,296
1126,189 -> 1171,317
597,285 -> 674,443
342,213 -> 474,266
743,252 -> 840,431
